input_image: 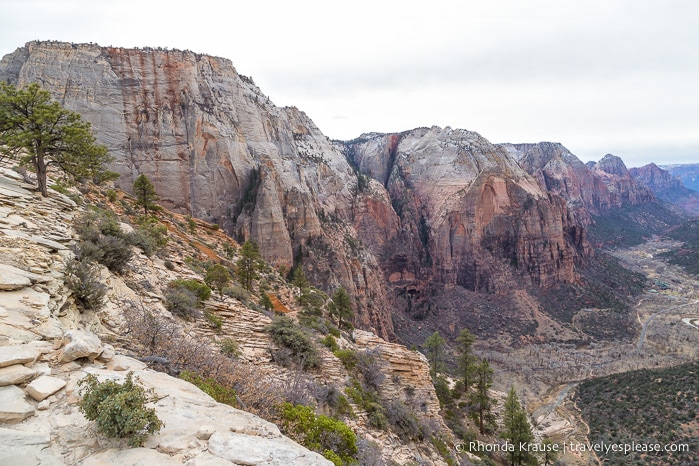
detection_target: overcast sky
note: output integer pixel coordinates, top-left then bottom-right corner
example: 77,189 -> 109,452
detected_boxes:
1,0 -> 697,166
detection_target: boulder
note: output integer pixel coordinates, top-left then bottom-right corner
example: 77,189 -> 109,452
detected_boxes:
59,330 -> 103,363
25,375 -> 67,401
0,385 -> 35,422
0,344 -> 42,368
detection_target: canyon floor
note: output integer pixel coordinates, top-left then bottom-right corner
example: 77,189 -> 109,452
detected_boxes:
493,237 -> 699,464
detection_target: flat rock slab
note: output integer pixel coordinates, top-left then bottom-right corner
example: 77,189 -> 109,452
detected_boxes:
0,229 -> 68,251
26,375 -> 67,401
0,428 -> 64,466
207,431 -> 332,466
0,263 -> 51,287
184,451 -> 234,466
0,385 -> 36,423
0,267 -> 31,290
0,344 -> 42,368
0,364 -> 38,386
82,447 -> 181,466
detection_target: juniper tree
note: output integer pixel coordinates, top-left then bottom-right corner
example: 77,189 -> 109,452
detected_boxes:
0,82 -> 115,196
205,264 -> 231,299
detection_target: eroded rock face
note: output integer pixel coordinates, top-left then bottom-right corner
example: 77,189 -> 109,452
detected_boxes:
503,143 -> 656,223
342,128 -> 588,310
0,41 -> 393,339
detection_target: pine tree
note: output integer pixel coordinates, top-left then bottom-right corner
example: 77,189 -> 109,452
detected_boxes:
469,358 -> 495,435
291,265 -> 309,290
133,173 -> 159,215
502,387 -> 535,466
456,328 -> 478,393
330,287 -> 353,330
0,82 -> 116,196
423,331 -> 446,378
236,240 -> 260,291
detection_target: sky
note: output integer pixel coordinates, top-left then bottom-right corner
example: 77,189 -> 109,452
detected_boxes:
1,0 -> 697,167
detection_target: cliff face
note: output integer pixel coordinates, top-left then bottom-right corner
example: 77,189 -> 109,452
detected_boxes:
342,128 -> 589,311
0,41 -> 393,339
503,143 -> 656,224
629,163 -> 699,215
629,163 -> 684,192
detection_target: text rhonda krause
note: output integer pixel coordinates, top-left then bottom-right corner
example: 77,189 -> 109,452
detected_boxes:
460,441 -> 690,455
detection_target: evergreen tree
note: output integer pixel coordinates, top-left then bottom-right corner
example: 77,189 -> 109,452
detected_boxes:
423,331 -> 446,378
330,286 -> 354,330
133,173 -> 159,215
502,387 -> 536,466
291,265 -> 309,290
541,437 -> 558,466
236,240 -> 260,291
456,328 -> 478,393
0,82 -> 116,196
204,264 -> 231,299
469,358 -> 495,435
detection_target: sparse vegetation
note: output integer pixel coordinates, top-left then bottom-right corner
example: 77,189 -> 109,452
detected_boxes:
64,259 -> 107,311
265,315 -> 320,370
180,370 -> 237,407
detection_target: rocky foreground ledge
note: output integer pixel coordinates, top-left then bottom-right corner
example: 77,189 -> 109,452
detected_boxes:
0,168 -> 330,465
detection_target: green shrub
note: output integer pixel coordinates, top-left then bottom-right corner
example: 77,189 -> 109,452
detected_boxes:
224,283 -> 249,302
204,310 -> 223,330
164,287 -> 199,319
279,403 -> 357,465
219,338 -> 240,357
334,349 -> 358,372
180,370 -> 237,407
259,292 -> 273,311
167,279 -> 211,302
130,216 -> 168,256
385,399 -> 424,440
73,209 -> 133,273
321,335 -> 339,352
344,381 -> 387,430
78,372 -> 162,447
64,259 -> 107,311
106,189 -> 117,202
164,260 -> 175,270
265,315 -> 320,370
433,376 -> 453,408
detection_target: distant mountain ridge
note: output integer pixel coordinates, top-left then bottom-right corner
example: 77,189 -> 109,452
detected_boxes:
660,163 -> 699,191
629,163 -> 699,216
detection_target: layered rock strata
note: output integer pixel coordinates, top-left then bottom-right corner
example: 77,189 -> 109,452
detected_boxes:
0,41 -> 393,339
